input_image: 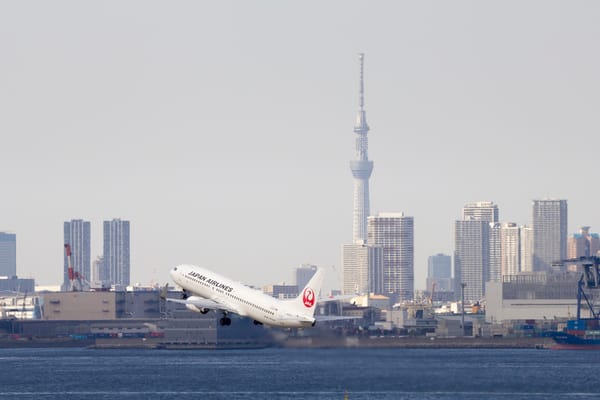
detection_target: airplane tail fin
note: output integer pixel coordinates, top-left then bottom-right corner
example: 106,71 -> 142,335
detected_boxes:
288,268 -> 324,316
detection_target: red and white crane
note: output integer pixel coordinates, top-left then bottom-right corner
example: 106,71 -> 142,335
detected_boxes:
64,244 -> 88,291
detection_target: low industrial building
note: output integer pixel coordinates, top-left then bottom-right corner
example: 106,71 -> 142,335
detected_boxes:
485,272 -> 580,323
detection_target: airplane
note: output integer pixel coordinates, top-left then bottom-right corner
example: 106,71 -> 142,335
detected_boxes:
165,264 -> 351,328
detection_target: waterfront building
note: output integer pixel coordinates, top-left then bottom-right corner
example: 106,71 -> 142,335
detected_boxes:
500,223 -> 521,277
63,220 -> 91,290
368,212 -> 414,301
532,199 -> 567,272
426,253 -> 452,296
0,232 -> 16,278
486,272 -> 579,323
103,219 -> 130,286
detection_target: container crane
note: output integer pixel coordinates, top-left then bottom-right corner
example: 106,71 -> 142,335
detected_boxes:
64,244 -> 89,291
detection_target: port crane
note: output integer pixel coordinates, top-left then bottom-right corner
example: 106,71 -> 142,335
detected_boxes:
64,244 -> 89,291
558,256 -> 600,319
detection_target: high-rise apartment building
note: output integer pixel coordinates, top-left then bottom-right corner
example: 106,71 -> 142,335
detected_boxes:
462,201 -> 499,223
520,225 -> 533,272
532,199 -> 567,272
0,233 -> 16,278
454,219 -> 489,303
103,219 -> 130,286
426,253 -> 452,293
342,242 -> 383,295
501,223 -> 521,277
489,223 -> 502,282
454,202 -> 500,302
63,220 -> 91,290
368,212 -> 414,301
568,226 -> 600,259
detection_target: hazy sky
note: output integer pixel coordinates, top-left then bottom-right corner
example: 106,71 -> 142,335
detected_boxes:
2,1 -> 600,291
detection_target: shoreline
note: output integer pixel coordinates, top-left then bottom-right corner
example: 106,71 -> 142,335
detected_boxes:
0,336 -> 555,350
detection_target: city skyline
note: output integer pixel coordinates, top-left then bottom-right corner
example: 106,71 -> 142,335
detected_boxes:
2,2 -> 600,290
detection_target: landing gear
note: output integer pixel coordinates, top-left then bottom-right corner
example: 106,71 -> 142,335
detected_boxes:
253,320 -> 263,326
181,289 -> 189,300
219,312 -> 231,326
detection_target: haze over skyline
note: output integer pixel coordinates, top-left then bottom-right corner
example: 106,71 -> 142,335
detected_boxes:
2,1 -> 599,291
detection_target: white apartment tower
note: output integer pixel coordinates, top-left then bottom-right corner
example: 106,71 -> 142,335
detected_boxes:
520,226 -> 534,273
489,223 -> 502,282
342,243 -> 383,295
462,201 -> 499,223
501,223 -> 521,277
368,212 -> 414,301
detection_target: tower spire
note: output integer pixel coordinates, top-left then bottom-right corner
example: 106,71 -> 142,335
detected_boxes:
359,52 -> 364,110
350,53 -> 374,242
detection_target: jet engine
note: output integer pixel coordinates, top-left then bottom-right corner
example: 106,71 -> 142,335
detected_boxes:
184,297 -> 210,314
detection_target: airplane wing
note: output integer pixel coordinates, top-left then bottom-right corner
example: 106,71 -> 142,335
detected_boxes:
166,297 -> 242,315
315,315 -> 363,322
318,294 -> 357,303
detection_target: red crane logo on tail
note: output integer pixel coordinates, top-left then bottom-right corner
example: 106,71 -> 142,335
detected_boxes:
302,287 -> 315,308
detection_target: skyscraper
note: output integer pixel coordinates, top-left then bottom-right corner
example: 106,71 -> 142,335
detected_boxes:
368,212 -> 414,301
350,53 -> 373,242
0,233 -> 16,278
520,225 -> 533,272
462,201 -> 499,223
532,199 -> 567,272
455,201 -> 502,302
454,219 -> 489,303
501,223 -> 521,277
426,253 -> 452,293
342,242 -> 383,295
63,220 -> 91,290
489,222 -> 502,282
103,219 -> 130,286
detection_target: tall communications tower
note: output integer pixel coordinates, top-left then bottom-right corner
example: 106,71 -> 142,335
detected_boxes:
350,53 -> 373,242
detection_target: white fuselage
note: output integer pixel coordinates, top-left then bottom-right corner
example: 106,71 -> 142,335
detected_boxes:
170,265 -> 316,328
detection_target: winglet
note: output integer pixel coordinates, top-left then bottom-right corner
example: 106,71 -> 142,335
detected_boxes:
160,283 -> 168,300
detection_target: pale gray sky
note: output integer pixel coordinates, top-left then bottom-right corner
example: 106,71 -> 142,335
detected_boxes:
1,1 -> 599,291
